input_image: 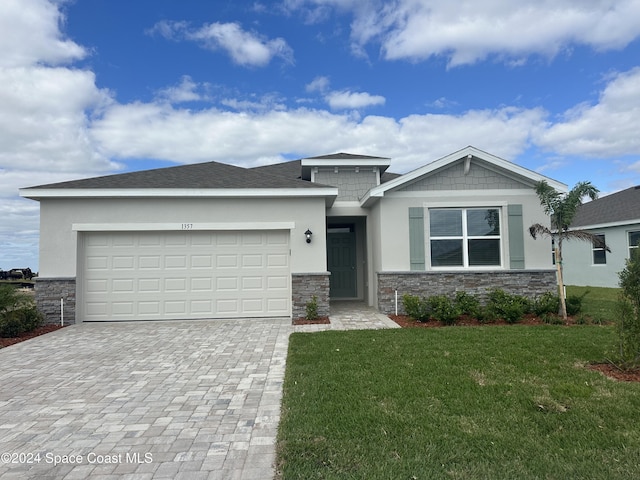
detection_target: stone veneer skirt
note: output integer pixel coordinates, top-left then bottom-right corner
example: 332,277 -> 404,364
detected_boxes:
377,270 -> 557,315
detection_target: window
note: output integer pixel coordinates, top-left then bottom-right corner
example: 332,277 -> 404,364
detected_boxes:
429,208 -> 501,267
629,231 -> 640,258
592,234 -> 606,265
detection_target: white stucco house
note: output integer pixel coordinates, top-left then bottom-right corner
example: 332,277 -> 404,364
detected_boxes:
562,185 -> 640,288
20,146 -> 565,324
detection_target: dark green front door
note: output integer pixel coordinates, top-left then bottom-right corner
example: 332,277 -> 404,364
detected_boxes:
327,231 -> 357,298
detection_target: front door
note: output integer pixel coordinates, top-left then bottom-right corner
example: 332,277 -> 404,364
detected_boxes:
327,228 -> 357,298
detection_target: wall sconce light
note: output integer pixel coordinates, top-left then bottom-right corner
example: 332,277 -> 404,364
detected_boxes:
305,229 -> 313,243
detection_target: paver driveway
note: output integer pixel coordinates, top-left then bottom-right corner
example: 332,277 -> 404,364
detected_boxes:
0,318 -> 292,480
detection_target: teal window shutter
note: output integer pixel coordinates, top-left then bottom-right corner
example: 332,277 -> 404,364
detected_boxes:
409,207 -> 425,270
508,204 -> 525,269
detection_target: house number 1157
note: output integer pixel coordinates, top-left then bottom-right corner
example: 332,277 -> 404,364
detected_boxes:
181,223 -> 193,230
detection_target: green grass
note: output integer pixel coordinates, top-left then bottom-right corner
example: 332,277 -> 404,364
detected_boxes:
277,326 -> 640,479
566,285 -> 620,322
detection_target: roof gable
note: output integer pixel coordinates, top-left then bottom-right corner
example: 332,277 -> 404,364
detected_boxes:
571,185 -> 640,228
361,146 -> 567,206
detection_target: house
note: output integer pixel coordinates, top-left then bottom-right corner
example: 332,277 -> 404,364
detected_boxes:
19,146 -> 565,324
562,186 -> 640,288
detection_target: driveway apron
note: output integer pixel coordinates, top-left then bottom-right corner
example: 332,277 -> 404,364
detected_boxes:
0,319 -> 292,480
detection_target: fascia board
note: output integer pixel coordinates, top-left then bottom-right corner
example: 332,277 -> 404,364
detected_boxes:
569,218 -> 640,231
301,158 -> 391,168
19,187 -> 339,200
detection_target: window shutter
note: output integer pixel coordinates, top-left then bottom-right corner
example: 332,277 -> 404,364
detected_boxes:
409,207 -> 425,271
508,204 -> 525,269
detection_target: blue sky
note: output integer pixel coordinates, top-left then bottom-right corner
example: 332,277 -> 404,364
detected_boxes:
2,0 -> 640,270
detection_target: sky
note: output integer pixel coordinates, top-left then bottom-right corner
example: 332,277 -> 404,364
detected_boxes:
2,0 -> 640,271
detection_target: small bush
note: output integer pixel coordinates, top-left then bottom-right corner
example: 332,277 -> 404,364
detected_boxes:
486,289 -> 530,324
305,295 -> 318,320
427,295 -> 459,325
454,291 -> 481,317
566,292 -> 587,316
609,250 -> 640,370
0,306 -> 44,338
534,292 -> 560,316
541,312 -> 563,325
402,294 -> 430,322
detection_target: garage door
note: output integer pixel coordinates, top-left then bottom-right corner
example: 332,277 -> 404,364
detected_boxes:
80,230 -> 290,321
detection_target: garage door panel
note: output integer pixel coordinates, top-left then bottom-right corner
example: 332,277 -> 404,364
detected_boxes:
242,277 -> 263,290
267,276 -> 288,289
139,278 -> 161,292
112,278 -> 134,292
165,255 -> 187,269
164,300 -> 187,315
87,256 -> 108,270
82,230 -> 290,321
191,277 -> 213,291
139,256 -> 161,269
191,255 -> 213,268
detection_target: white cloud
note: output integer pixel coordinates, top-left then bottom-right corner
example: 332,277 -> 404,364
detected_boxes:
289,0 -> 640,66
0,0 -> 86,68
0,0 -> 116,189
306,76 -> 331,93
325,90 -> 386,110
150,20 -> 294,67
91,100 -> 544,173
536,67 -> 640,157
156,75 -> 204,103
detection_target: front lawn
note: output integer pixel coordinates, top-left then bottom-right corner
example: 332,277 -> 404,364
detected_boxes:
566,285 -> 619,322
277,326 -> 640,479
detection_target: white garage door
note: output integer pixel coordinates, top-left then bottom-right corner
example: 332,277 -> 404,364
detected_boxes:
81,230 -> 290,321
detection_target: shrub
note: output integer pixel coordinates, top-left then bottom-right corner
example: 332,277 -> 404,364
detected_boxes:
305,295 -> 318,320
486,289 -> 530,324
427,295 -> 460,325
454,291 -> 481,317
402,294 -> 430,322
0,306 -> 44,338
0,284 -> 44,338
566,292 -> 587,316
540,312 -> 563,325
609,250 -> 640,370
534,292 -> 560,316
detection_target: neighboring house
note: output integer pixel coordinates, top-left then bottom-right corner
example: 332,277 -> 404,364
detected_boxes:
20,146 -> 564,324
562,186 -> 640,288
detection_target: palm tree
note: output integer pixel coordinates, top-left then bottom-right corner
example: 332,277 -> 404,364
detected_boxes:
529,180 -> 611,320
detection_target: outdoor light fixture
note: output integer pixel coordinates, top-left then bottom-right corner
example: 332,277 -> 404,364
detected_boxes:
305,229 -> 313,243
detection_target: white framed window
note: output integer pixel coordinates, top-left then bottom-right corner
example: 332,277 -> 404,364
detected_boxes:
592,234 -> 606,265
429,208 -> 502,268
629,231 -> 640,258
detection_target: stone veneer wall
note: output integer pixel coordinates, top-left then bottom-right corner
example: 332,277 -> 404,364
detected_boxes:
35,277 -> 76,325
292,273 -> 331,319
377,270 -> 556,314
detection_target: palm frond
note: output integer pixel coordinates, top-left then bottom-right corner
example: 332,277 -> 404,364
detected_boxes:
564,229 -> 612,252
529,223 -> 553,240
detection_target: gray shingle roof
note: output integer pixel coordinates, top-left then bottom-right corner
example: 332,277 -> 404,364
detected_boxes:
26,160 -> 328,190
571,185 -> 640,227
305,152 -> 390,161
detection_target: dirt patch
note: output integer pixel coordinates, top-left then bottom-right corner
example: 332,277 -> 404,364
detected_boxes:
292,316 -> 330,325
0,324 -> 66,349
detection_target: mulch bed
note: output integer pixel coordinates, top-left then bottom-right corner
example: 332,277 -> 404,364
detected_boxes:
390,314 -> 640,383
0,324 -> 66,348
292,316 -> 330,325
587,363 -> 640,382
